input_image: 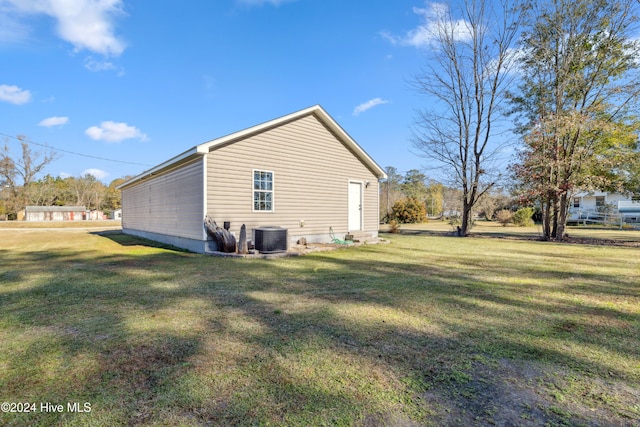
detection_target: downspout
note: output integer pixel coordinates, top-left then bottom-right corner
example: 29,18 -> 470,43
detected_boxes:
202,153 -> 208,241
376,179 -> 380,233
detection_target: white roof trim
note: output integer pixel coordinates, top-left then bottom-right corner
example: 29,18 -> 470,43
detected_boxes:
118,105 -> 386,190
196,105 -> 386,178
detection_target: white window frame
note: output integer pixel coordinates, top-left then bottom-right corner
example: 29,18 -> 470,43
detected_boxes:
252,169 -> 275,212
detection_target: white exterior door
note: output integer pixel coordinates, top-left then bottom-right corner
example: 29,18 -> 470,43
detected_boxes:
348,181 -> 363,231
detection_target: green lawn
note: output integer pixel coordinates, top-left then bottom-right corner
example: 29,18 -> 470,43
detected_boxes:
0,224 -> 638,426
0,220 -> 121,229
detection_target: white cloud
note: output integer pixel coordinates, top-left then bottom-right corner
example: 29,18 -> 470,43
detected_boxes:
0,84 -> 31,104
236,0 -> 295,6
58,171 -> 72,179
382,2 -> 473,49
84,57 -> 115,71
353,98 -> 389,116
85,121 -> 148,143
84,57 -> 125,76
38,116 -> 69,127
2,0 -> 126,56
488,47 -> 526,77
82,168 -> 109,180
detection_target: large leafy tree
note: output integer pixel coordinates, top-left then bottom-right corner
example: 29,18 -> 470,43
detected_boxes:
401,169 -> 429,200
22,174 -> 125,212
25,175 -> 65,206
66,174 -> 108,211
412,0 -> 522,236
104,177 -> 127,211
425,180 -> 445,217
510,0 -> 640,240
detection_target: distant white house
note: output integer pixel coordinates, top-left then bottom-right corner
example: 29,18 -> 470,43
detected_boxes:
110,209 -> 122,220
569,191 -> 640,224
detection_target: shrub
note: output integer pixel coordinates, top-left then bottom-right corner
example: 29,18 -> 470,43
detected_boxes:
388,219 -> 401,233
389,198 -> 427,224
495,209 -> 513,226
513,207 -> 535,227
448,214 -> 461,229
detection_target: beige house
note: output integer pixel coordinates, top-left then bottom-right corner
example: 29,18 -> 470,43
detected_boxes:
118,105 -> 387,253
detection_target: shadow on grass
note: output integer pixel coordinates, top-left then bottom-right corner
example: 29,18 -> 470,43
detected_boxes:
93,230 -> 193,252
0,246 -> 204,424
203,256 -> 638,425
383,225 -> 640,247
0,231 -> 638,425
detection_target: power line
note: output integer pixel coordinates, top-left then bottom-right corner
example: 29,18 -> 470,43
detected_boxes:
0,131 -> 153,167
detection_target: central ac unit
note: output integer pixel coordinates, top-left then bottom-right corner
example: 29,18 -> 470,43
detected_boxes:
254,226 -> 288,253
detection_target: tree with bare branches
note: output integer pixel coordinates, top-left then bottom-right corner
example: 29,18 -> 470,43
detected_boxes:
412,0 -> 522,236
0,136 -> 58,218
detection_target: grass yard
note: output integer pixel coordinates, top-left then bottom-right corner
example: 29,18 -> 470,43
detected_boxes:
0,224 -> 638,426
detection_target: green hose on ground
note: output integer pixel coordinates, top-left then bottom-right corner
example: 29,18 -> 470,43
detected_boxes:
330,227 -> 353,245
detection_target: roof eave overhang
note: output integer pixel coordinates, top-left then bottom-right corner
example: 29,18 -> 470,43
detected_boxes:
117,147 -> 204,190
313,107 -> 387,180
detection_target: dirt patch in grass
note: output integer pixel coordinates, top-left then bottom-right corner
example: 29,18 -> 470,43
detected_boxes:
561,235 -> 640,247
422,358 -> 639,426
468,232 -> 640,247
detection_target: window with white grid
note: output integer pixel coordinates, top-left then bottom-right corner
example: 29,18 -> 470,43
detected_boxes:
253,170 -> 274,212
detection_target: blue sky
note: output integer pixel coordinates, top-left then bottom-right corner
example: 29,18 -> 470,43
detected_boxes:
1,0 -> 459,183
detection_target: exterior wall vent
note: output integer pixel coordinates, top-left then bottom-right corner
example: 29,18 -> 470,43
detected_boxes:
254,226 -> 288,253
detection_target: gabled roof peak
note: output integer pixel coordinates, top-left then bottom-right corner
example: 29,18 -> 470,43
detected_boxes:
119,105 -> 386,190
196,105 -> 385,178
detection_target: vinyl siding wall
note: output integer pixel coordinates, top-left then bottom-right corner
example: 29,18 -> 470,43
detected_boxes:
122,159 -> 204,241
206,114 -> 379,244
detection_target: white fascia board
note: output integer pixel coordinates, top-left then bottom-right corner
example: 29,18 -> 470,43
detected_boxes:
573,190 -> 611,197
196,105 -> 320,152
314,107 -> 388,180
